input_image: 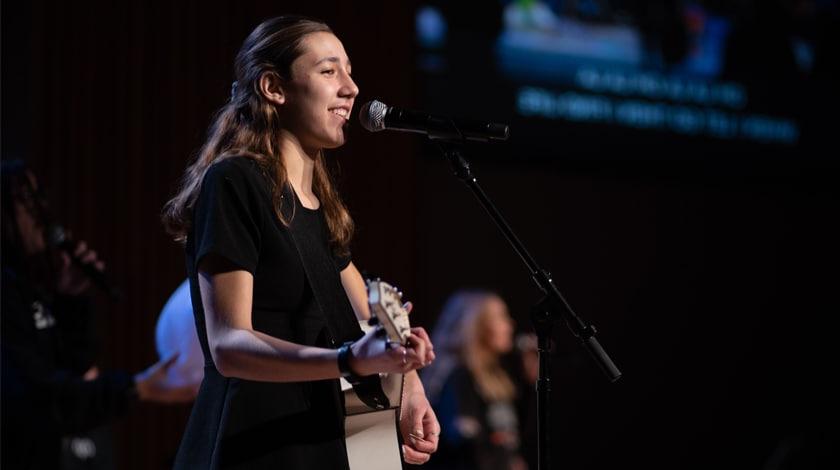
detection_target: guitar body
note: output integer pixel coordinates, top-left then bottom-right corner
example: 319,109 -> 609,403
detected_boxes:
344,407 -> 401,470
342,320 -> 403,470
343,280 -> 412,470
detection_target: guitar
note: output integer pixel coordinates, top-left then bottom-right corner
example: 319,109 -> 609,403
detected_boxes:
342,279 -> 412,469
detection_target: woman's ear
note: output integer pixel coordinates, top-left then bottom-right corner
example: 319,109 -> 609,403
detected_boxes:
259,71 -> 285,106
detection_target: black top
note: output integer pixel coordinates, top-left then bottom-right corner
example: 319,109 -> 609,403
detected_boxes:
1,269 -> 135,469
173,157 -> 360,469
428,366 -> 521,470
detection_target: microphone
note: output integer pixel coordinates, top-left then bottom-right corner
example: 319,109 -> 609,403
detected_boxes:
359,100 -> 509,142
47,225 -> 122,300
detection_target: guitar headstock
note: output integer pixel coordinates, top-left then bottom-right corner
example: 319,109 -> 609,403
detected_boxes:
367,279 -> 411,345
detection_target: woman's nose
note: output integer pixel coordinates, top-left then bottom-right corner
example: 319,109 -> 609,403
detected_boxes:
345,75 -> 359,98
341,73 -> 359,98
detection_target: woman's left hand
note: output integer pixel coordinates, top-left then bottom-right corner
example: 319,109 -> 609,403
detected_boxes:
403,302 -> 435,367
400,372 -> 440,465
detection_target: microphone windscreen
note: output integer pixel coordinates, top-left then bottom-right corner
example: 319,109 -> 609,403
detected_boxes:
46,225 -> 70,249
359,100 -> 388,132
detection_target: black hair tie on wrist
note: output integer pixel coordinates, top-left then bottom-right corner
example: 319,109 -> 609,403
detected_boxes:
339,342 -> 392,410
337,342 -> 363,385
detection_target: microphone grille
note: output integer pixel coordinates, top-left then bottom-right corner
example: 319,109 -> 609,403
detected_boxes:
359,100 -> 388,132
46,225 -> 68,247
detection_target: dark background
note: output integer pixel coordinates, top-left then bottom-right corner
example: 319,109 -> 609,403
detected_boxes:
3,0 -> 839,469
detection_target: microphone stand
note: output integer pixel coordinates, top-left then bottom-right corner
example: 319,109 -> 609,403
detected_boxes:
430,139 -> 622,470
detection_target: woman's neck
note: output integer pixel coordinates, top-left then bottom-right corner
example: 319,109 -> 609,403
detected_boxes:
277,131 -> 318,205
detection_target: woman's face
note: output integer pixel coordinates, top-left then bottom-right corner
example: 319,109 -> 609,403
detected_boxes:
282,32 -> 359,152
481,297 -> 514,354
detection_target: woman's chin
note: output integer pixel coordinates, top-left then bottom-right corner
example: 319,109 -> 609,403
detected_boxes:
312,126 -> 346,149
323,134 -> 347,149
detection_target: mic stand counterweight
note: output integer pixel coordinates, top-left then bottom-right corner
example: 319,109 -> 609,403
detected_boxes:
432,140 -> 622,470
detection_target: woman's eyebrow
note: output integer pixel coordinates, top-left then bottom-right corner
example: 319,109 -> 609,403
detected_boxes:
315,56 -> 351,68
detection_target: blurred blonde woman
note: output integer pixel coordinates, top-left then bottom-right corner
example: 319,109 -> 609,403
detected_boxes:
423,290 -> 526,470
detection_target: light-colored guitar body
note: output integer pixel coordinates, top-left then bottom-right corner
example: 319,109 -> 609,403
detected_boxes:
343,280 -> 411,470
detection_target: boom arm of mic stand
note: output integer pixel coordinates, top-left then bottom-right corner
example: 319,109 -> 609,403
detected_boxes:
433,140 -> 622,382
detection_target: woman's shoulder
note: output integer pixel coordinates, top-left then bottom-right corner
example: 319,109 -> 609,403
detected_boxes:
436,364 -> 473,390
205,155 -> 266,183
197,156 -> 275,211
202,156 -> 276,198
450,365 -> 474,382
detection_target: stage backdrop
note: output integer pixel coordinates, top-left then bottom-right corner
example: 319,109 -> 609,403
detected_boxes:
3,1 -> 839,469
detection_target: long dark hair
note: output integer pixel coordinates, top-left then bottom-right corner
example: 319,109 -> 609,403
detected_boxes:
162,16 -> 354,255
1,160 -> 57,292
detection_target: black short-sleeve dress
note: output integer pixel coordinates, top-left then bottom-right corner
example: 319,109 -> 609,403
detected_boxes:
173,157 -> 361,469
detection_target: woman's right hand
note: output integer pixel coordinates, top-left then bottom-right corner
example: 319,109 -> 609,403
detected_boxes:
134,355 -> 200,404
348,325 -> 433,376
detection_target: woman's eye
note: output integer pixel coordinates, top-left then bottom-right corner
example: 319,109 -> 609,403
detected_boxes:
321,69 -> 336,75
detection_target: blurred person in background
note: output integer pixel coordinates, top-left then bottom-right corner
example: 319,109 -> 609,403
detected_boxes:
422,290 -> 527,470
1,160 -> 198,469
155,279 -> 205,390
